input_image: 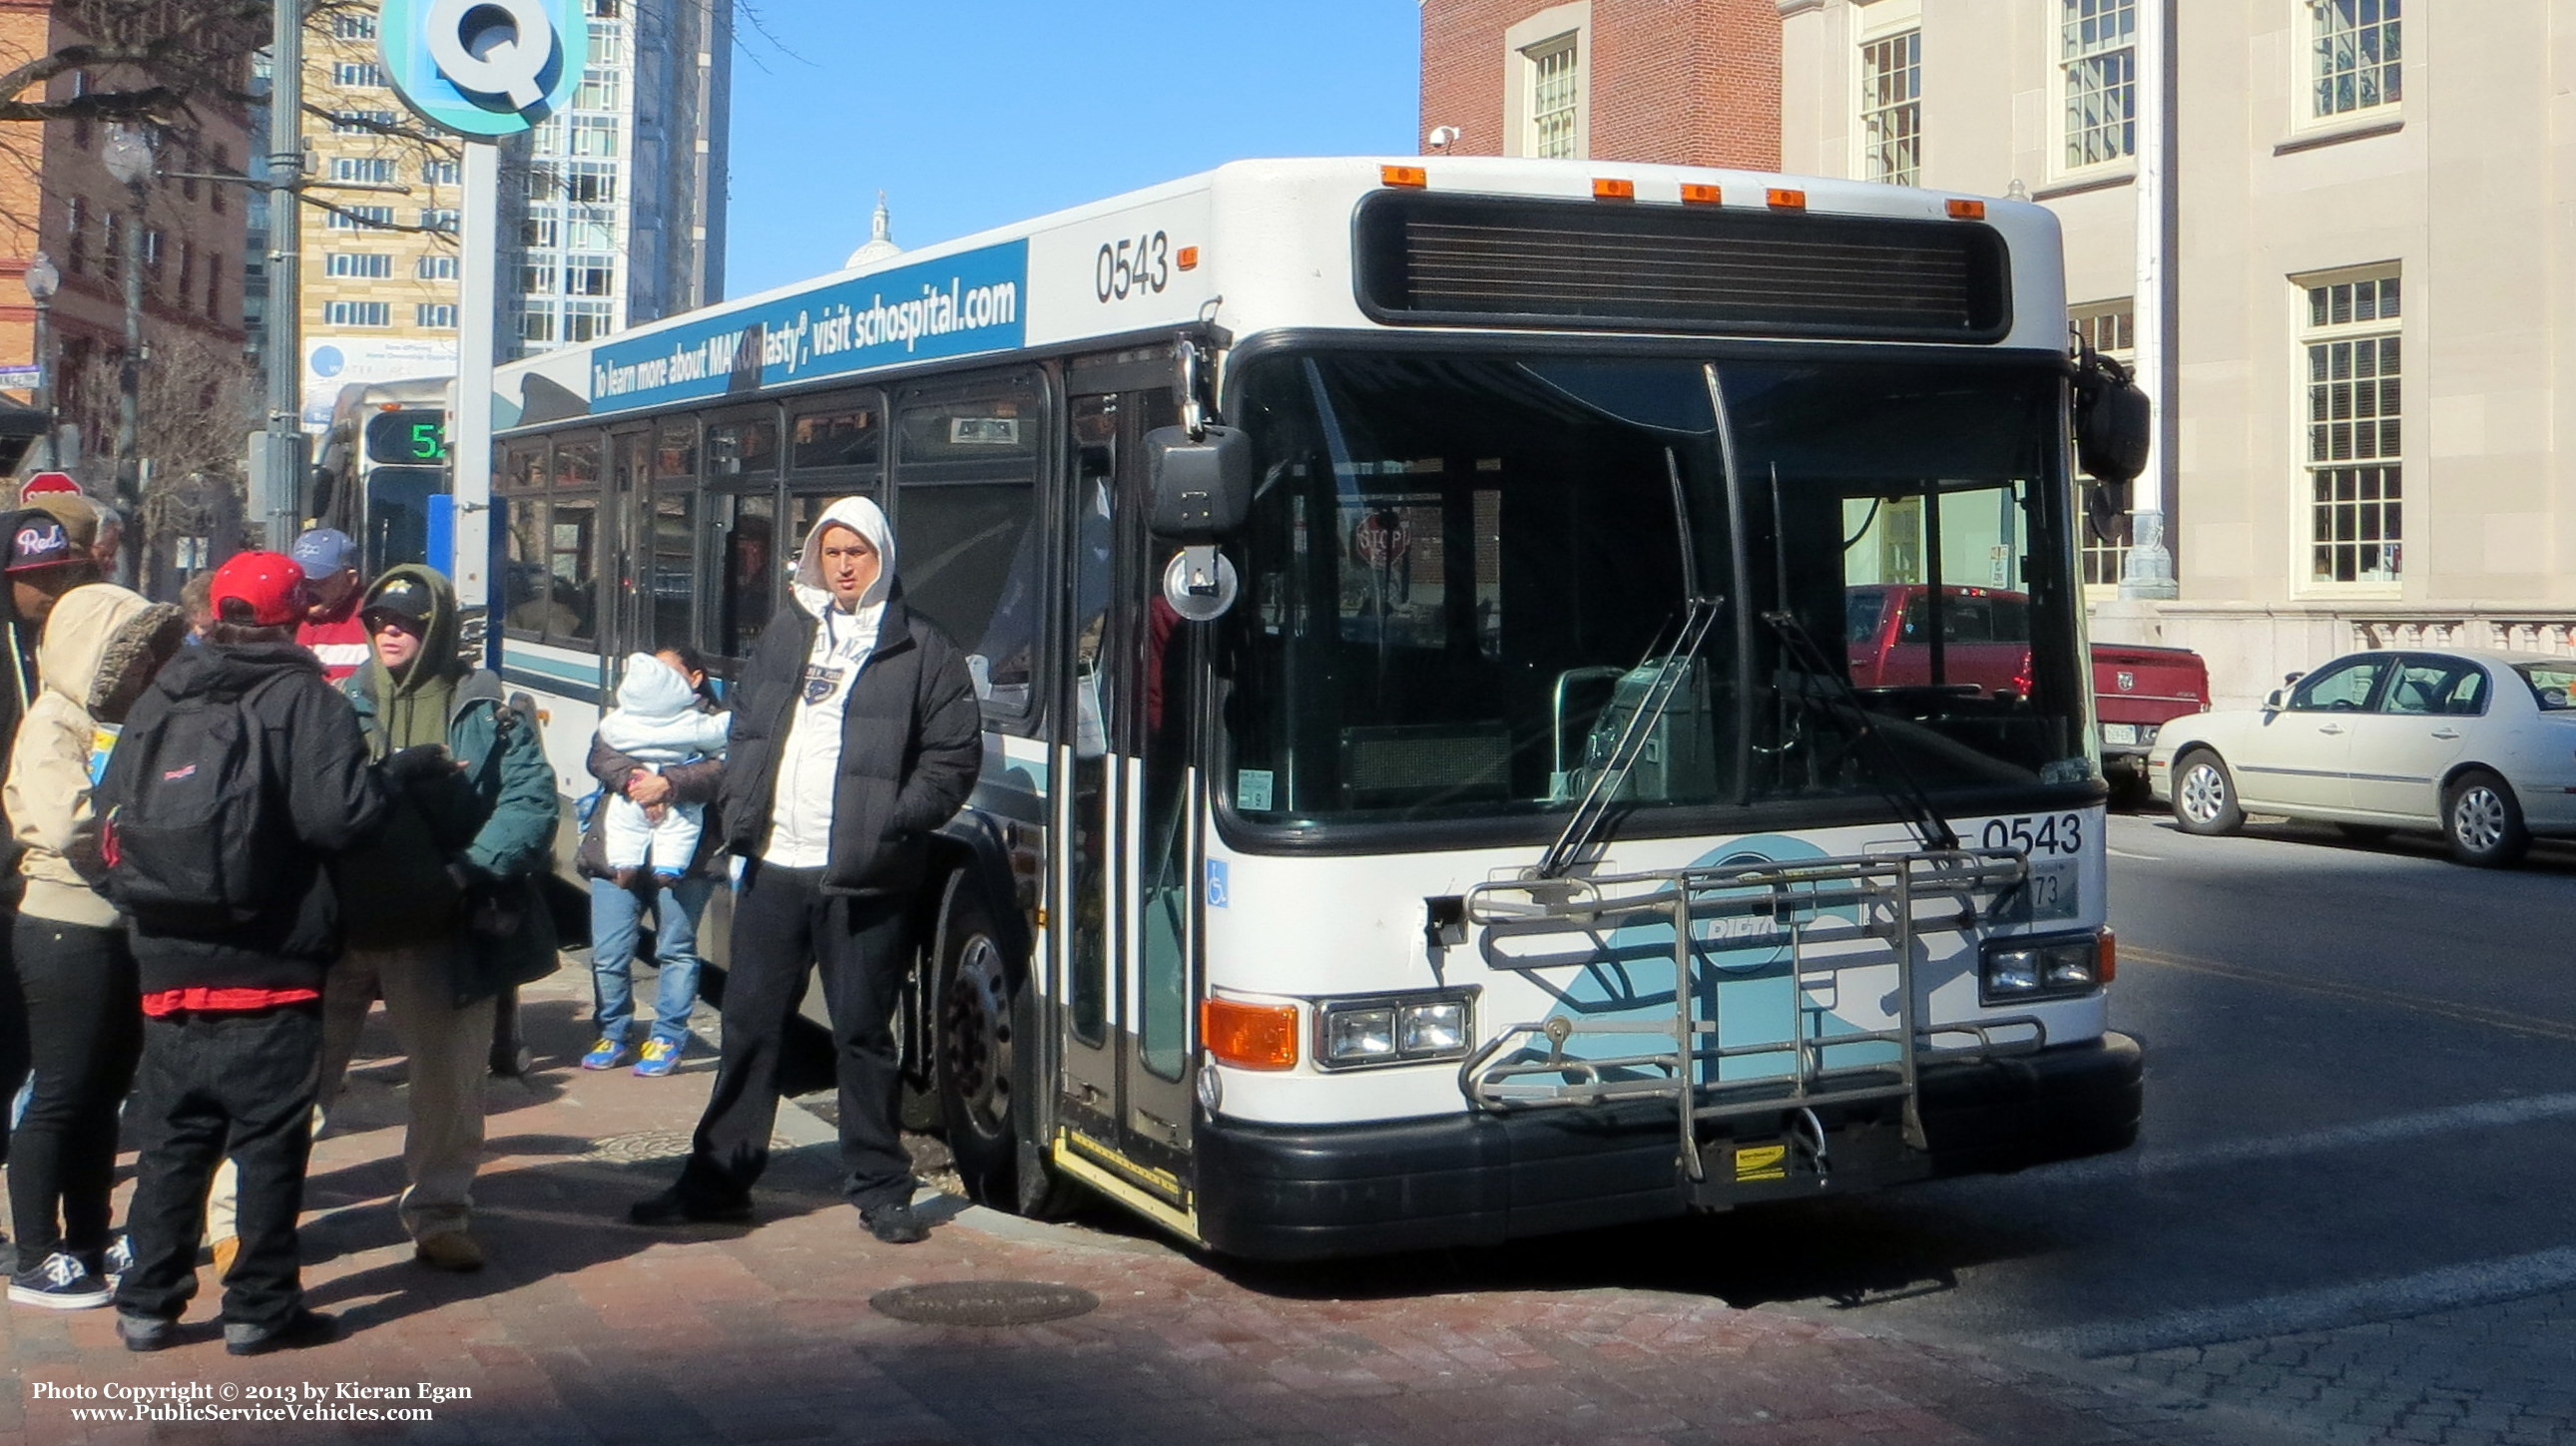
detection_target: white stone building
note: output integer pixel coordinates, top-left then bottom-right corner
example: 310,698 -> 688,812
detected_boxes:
1781,0 -> 2576,705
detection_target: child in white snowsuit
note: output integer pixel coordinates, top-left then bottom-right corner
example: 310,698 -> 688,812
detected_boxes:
596,653 -> 731,884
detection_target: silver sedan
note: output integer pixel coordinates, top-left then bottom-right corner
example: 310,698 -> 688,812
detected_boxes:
2145,649 -> 2576,866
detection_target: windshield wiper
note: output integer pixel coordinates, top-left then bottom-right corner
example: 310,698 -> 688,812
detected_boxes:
1758,609 -> 1961,852
1538,594 -> 1724,879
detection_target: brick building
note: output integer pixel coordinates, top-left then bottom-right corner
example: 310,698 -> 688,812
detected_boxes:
0,0 -> 253,478
1418,0 -> 1782,169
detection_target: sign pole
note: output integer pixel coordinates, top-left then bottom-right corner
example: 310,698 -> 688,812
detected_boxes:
452,138 -> 497,614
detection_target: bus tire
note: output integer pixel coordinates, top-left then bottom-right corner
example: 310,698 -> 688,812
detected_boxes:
934,888 -> 1079,1219
2171,749 -> 2244,835
2443,769 -> 2529,868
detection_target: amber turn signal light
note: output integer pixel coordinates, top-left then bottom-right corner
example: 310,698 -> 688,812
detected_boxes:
1680,183 -> 1723,205
1203,998 -> 1300,1071
1946,198 -> 1987,220
2098,929 -> 2118,984
1381,165 -> 1428,189
1767,188 -> 1806,210
1592,177 -> 1635,201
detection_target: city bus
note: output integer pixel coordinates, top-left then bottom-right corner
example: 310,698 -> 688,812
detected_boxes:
485,157 -> 2151,1258
310,375 -> 452,577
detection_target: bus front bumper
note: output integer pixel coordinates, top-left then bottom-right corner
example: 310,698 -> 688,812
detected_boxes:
1193,1032 -> 2142,1261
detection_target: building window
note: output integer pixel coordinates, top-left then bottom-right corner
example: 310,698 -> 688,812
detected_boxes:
417,303 -> 457,328
2302,271 -> 2401,584
332,62 -> 385,89
324,300 -> 390,326
328,205 -> 394,230
576,67 -> 622,110
331,157 -> 397,184
177,242 -> 195,301
2312,0 -> 2399,118
2060,0 -> 2134,169
1860,30 -> 1922,186
332,13 -> 376,39
417,254 -> 459,280
421,159 -> 461,187
1525,35 -> 1579,160
325,252 -> 392,278
565,255 -> 616,296
569,116 -> 618,157
521,307 -> 558,344
328,110 -> 398,134
101,215 -> 121,283
64,198 -> 86,274
420,209 -> 460,233
2074,300 -> 2137,587
564,300 -> 614,342
205,251 -> 222,316
211,147 -> 230,213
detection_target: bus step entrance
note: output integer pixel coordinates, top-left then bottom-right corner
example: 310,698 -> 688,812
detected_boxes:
1457,848 -> 2046,1197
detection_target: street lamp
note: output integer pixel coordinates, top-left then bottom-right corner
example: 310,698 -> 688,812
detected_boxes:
22,250 -> 58,467
101,123 -> 153,583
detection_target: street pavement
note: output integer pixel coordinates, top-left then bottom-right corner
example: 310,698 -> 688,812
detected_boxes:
1,963 -> 2318,1446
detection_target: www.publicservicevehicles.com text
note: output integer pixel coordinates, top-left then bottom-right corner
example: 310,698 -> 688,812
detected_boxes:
32,1379 -> 468,1423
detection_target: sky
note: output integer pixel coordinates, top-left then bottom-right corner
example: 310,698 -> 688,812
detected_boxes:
720,1 -> 1423,299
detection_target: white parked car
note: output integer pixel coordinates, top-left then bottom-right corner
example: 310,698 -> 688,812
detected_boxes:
2145,649 -> 2576,866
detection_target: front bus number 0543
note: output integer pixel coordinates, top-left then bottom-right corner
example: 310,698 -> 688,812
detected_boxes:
1095,231 -> 1171,303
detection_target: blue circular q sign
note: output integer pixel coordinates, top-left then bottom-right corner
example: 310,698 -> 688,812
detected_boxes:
378,0 -> 588,138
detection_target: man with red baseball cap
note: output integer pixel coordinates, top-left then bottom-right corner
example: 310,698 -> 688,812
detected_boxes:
103,549 -> 388,1356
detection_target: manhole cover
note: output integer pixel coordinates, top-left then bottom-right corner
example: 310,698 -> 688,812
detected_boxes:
869,1280 -> 1099,1327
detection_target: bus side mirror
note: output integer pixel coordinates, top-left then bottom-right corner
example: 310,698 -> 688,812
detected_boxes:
1147,425 -> 1252,622
2072,345 -> 2152,484
1146,425 -> 1253,539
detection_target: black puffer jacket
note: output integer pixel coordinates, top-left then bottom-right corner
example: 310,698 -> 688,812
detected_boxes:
721,592 -> 981,896
103,639 -> 386,992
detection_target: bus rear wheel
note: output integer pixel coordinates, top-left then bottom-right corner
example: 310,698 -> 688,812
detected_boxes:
934,888 -> 1080,1219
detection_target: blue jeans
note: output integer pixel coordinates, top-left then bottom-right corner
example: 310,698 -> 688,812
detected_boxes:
589,874 -> 714,1046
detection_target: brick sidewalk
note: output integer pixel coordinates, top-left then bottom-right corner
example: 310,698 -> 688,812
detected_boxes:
1,970 -> 2316,1446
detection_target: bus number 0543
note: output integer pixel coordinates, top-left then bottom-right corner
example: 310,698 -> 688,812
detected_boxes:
1981,813 -> 2084,857
1095,232 -> 1170,303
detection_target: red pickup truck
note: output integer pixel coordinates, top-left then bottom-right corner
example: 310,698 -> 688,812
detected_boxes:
1844,585 -> 2208,795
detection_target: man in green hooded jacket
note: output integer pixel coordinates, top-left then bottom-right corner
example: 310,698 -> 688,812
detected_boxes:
322,564 -> 558,1272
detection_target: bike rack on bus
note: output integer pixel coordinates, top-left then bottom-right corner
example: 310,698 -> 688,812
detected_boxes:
1456,848 -> 2043,1188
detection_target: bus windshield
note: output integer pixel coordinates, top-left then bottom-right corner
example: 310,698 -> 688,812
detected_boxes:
1223,351 -> 2086,830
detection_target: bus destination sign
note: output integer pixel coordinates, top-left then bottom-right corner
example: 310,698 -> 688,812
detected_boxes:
366,409 -> 450,466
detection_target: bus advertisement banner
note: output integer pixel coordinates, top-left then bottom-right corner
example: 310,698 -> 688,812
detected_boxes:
587,240 -> 1028,417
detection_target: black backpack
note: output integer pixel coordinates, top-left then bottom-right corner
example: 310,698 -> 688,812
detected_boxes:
104,676 -> 291,930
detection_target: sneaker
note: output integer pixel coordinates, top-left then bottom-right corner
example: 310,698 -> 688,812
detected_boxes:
91,1233 -> 133,1288
412,1232 -> 484,1272
10,1251 -> 112,1309
118,1310 -> 180,1353
859,1200 -> 930,1245
224,1307 -> 337,1356
580,1035 -> 630,1071
633,1038 -> 684,1078
627,1188 -> 753,1227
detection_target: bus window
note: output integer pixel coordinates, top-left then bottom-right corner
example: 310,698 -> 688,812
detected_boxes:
652,492 -> 698,653
713,492 -> 774,659
655,420 -> 698,480
503,446 -> 545,494
527,495 -> 598,642
707,417 -> 778,482
894,382 -> 1043,703
791,404 -> 880,473
553,437 -> 601,488
502,500 -> 547,636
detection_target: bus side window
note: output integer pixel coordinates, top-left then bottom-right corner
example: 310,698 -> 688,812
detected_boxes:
893,380 -> 1045,723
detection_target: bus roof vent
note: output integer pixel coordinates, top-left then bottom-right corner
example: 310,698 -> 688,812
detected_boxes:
1354,193 -> 2012,342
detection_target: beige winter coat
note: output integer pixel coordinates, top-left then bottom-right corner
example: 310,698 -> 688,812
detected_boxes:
5,586 -> 183,926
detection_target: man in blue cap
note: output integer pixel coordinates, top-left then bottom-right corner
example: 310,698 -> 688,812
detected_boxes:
290,529 -> 367,684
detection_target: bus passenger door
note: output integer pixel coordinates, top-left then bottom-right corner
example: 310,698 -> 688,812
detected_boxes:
1056,386 -> 1198,1217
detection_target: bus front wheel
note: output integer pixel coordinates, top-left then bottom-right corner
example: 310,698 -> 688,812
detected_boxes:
934,888 -> 1080,1219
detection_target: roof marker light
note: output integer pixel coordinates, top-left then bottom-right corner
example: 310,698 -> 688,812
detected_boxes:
1767,188 -> 1806,211
1381,165 -> 1428,189
1176,245 -> 1200,271
1592,177 -> 1635,201
1947,198 -> 1987,220
1680,183 -> 1723,205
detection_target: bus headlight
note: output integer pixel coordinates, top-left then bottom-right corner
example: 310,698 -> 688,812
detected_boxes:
1980,934 -> 2103,1005
1316,992 -> 1475,1070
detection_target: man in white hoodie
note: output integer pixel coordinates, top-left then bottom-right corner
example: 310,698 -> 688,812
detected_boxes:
629,498 -> 981,1244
